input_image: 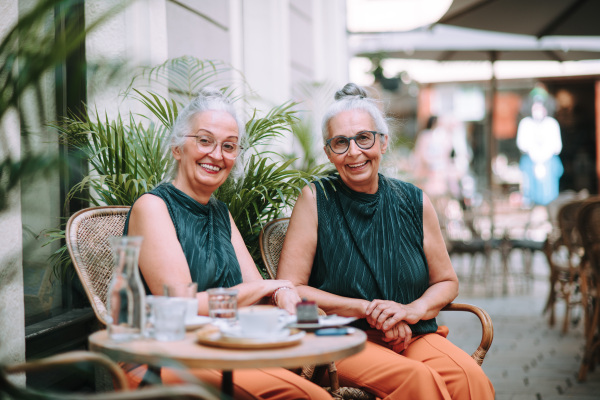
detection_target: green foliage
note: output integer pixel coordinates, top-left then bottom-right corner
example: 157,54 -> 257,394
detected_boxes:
50,55 -> 328,278
0,0 -> 130,213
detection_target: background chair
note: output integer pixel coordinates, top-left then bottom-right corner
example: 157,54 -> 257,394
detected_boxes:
575,198 -> 600,381
259,217 -> 494,398
66,206 -> 132,327
543,199 -> 587,333
1,351 -> 218,400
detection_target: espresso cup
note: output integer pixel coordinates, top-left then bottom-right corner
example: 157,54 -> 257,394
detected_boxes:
238,305 -> 286,338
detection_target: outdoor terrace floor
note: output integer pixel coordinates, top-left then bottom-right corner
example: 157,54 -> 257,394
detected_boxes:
440,251 -> 600,400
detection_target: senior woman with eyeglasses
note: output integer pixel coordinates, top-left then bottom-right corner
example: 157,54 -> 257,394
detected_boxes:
276,83 -> 494,399
124,88 -> 330,400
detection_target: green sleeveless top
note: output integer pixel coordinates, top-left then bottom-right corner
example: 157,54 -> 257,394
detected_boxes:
124,183 -> 242,292
312,174 -> 437,335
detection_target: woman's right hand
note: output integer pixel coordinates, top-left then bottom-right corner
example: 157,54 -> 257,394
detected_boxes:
381,321 -> 413,350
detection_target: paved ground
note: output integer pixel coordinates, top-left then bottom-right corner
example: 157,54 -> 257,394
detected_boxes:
439,250 -> 600,400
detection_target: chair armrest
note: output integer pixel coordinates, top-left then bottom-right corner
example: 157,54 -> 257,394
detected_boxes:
441,302 -> 494,366
3,351 -> 130,391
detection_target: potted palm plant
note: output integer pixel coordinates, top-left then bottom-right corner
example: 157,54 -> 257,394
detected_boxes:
49,55 -> 328,278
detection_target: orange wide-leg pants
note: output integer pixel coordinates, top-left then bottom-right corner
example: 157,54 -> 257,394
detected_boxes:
333,326 -> 495,400
126,365 -> 331,400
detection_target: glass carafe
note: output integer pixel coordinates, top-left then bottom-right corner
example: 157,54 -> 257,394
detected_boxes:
107,236 -> 145,341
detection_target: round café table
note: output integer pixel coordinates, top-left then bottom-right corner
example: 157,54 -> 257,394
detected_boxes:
89,329 -> 366,398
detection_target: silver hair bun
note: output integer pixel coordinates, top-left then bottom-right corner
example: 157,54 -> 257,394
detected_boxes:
198,87 -> 225,99
334,83 -> 368,101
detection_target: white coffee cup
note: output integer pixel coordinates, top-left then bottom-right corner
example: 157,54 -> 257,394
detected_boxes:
237,305 -> 286,338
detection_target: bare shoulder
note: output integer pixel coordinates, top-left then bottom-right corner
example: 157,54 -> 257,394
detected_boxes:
292,183 -> 318,215
129,193 -> 170,225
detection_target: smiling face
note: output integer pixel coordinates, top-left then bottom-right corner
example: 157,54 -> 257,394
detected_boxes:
172,110 -> 239,203
325,109 -> 388,194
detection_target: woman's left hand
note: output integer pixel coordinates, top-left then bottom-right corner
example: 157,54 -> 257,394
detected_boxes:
273,286 -> 302,315
366,299 -> 422,331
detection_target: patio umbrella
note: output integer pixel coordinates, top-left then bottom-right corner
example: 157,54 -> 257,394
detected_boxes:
438,0 -> 600,38
352,25 -> 600,190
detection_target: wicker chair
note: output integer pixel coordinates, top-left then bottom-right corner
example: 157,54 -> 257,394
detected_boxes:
1,351 -> 218,400
259,218 -> 494,399
576,198 -> 600,382
543,199 -> 588,333
66,206 -> 132,326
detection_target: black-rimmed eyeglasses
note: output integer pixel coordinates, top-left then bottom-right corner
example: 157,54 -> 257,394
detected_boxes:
325,131 -> 385,154
184,135 -> 242,159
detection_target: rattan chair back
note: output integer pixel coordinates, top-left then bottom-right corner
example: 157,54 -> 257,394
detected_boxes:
558,199 -> 587,258
65,206 -> 131,326
577,198 -> 600,276
259,218 -> 290,279
575,197 -> 600,381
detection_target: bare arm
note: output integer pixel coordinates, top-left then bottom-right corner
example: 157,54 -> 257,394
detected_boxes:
277,184 -> 370,318
128,194 -> 299,315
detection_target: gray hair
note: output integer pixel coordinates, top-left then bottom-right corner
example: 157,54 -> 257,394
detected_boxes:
165,88 -> 246,181
321,83 -> 389,144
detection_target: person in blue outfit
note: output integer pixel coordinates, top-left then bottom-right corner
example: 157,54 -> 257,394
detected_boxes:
124,88 -> 331,400
516,100 -> 563,206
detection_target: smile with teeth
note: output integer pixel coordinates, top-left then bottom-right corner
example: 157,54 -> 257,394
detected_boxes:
347,161 -> 368,168
199,163 -> 221,172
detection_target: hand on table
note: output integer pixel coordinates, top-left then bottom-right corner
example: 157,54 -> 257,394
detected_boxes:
273,285 -> 301,315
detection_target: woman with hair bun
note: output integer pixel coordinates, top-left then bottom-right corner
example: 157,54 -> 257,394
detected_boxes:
277,83 -> 494,399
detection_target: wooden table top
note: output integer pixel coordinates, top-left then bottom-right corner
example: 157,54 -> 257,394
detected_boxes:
88,329 -> 367,371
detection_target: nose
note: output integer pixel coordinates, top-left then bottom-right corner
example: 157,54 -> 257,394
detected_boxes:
208,143 -> 224,159
347,139 -> 361,156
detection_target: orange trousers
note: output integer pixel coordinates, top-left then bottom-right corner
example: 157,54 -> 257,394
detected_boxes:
332,326 -> 495,400
126,365 -> 331,400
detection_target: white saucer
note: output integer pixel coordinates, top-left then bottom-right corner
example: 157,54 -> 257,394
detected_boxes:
221,326 -> 291,340
284,315 -> 357,330
185,315 -> 212,330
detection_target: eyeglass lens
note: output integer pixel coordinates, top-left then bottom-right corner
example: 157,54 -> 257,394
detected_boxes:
192,135 -> 240,158
328,131 -> 377,154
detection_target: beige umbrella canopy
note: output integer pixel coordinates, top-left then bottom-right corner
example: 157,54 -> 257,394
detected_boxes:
352,25 -> 600,191
439,0 -> 600,38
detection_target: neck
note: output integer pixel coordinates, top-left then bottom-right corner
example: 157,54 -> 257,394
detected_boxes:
171,178 -> 213,205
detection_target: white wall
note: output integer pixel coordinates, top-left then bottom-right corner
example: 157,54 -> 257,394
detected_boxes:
0,0 -> 26,378
86,0 -> 169,118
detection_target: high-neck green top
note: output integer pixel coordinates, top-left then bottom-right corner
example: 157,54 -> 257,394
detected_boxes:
124,183 -> 242,293
311,174 -> 437,335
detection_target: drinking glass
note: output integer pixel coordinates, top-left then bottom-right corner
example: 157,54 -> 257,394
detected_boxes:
153,297 -> 187,341
163,282 -> 198,322
207,287 -> 238,328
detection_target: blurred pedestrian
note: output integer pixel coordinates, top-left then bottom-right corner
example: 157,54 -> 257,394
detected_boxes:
516,101 -> 563,206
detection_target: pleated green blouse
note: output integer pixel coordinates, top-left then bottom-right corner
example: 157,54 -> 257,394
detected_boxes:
311,174 -> 437,335
124,183 -> 242,293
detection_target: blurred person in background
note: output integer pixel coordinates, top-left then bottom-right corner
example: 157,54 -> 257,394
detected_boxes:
516,100 -> 563,206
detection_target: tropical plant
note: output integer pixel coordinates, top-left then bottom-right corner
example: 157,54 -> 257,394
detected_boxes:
0,0 -> 129,213
49,56 -> 328,278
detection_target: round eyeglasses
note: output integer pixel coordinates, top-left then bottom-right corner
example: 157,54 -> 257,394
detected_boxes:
325,131 -> 385,154
185,135 -> 242,159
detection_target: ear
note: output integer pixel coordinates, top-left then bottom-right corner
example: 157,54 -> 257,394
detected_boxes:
324,145 -> 333,162
172,146 -> 182,161
380,134 -> 389,154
